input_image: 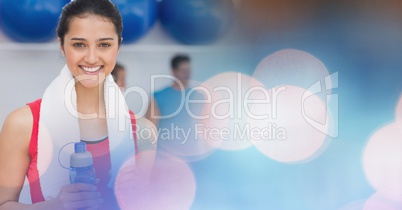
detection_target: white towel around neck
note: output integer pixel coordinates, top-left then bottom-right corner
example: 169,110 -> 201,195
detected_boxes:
36,64 -> 135,200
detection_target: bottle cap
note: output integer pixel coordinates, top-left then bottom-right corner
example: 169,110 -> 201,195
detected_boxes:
74,142 -> 86,153
71,142 -> 93,167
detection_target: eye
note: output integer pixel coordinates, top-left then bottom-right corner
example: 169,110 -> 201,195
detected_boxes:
99,43 -> 111,48
73,43 -> 85,47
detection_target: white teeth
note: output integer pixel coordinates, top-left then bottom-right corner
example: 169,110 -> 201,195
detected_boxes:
81,66 -> 101,72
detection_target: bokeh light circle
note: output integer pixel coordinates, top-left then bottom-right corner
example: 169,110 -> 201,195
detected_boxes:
115,152 -> 196,210
19,126 -> 53,204
37,124 -> 54,177
197,72 -> 265,151
363,123 -> 402,200
363,187 -> 402,210
253,49 -> 332,101
247,85 -> 328,163
396,94 -> 402,130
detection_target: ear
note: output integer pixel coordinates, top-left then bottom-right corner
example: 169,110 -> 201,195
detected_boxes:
58,37 -> 65,57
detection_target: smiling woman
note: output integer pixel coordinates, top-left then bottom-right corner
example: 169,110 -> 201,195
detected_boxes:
61,14 -> 120,89
0,0 -> 155,210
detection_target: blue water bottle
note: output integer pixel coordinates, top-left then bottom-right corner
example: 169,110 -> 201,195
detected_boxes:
69,142 -> 96,184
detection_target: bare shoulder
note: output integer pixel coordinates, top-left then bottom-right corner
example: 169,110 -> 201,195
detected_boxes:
0,105 -> 32,150
0,106 -> 33,205
3,105 -> 33,134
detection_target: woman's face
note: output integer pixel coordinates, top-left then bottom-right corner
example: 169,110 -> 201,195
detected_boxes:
60,14 -> 120,89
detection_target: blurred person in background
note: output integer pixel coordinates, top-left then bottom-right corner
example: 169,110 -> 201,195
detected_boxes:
146,54 -> 204,161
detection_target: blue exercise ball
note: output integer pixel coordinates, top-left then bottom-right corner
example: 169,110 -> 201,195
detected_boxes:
0,0 -> 69,42
159,0 -> 233,45
112,0 -> 158,44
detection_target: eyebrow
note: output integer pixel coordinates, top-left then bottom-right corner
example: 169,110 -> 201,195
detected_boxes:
70,37 -> 114,41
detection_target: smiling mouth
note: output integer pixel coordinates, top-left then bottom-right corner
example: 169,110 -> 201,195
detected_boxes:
80,65 -> 103,75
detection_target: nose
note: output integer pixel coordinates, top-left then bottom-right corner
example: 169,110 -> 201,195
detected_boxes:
85,47 -> 99,64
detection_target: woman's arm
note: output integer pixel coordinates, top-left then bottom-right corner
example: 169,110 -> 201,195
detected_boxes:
114,118 -> 157,206
136,117 -> 157,178
0,106 -> 102,210
0,106 -> 34,209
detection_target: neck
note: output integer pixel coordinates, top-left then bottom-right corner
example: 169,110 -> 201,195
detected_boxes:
76,82 -> 105,119
172,81 -> 188,90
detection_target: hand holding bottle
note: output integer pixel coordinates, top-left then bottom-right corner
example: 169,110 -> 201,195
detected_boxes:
55,183 -> 102,210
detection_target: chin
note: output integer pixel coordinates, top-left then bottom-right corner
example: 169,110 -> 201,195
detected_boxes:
78,80 -> 103,89
73,72 -> 107,88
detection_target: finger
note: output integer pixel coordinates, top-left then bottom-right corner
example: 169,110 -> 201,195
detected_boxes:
64,183 -> 97,193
